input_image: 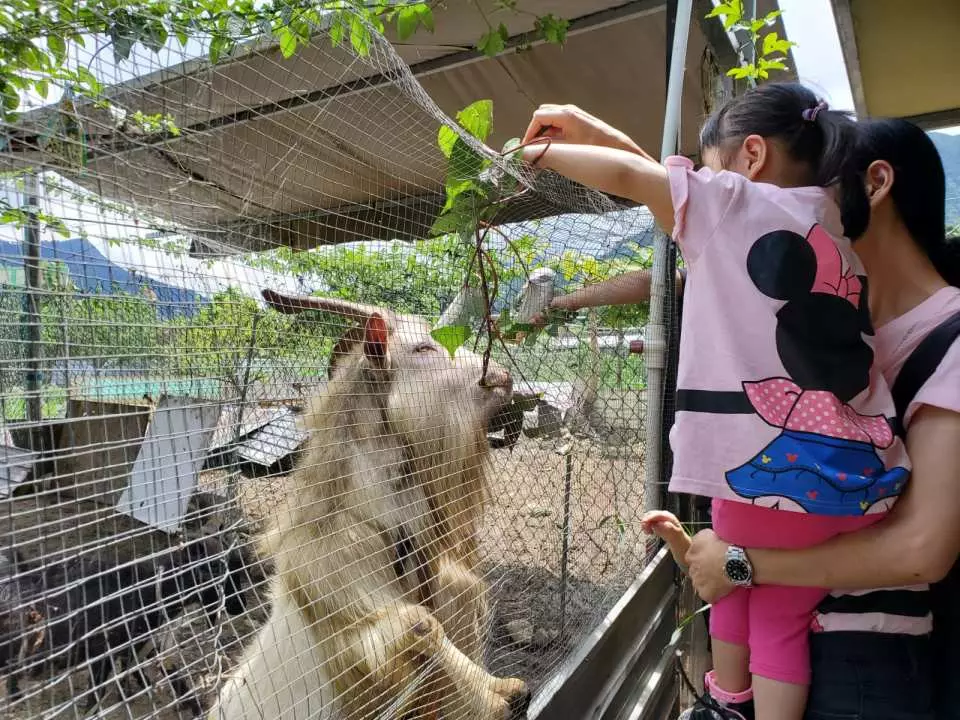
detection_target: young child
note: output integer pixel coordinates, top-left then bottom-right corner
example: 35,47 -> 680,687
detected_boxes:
519,83 -> 911,720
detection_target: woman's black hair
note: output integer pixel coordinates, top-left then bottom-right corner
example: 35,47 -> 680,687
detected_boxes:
700,82 -> 859,190
839,118 -> 960,288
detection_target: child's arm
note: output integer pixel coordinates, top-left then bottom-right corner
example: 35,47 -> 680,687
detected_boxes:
522,143 -> 675,234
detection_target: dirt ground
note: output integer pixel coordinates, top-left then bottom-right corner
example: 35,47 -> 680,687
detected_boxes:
0,424 -> 649,719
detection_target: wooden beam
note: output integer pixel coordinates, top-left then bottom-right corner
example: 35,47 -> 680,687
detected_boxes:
831,0 -> 868,116
901,107 -> 960,131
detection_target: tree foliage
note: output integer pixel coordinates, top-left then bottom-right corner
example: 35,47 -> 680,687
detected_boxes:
0,0 -> 570,125
706,0 -> 795,82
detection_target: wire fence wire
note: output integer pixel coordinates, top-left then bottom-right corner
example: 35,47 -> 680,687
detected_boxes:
0,13 -> 663,720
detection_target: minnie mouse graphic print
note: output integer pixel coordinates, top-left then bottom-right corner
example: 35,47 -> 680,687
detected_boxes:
664,156 -> 910,517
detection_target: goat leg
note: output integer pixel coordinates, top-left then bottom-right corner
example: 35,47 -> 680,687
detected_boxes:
341,602 -> 529,720
8,618 -> 44,703
80,656 -> 113,712
164,668 -> 203,719
430,556 -> 490,665
6,668 -> 22,703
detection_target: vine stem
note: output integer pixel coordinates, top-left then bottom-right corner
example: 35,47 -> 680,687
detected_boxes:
463,132 -> 554,387
474,224 -> 495,384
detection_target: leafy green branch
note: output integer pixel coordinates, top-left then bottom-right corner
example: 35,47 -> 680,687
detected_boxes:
474,1 -> 569,56
706,0 -> 795,81
0,197 -> 70,238
426,100 -> 651,370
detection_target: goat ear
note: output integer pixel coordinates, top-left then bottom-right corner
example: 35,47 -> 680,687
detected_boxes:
364,313 -> 389,363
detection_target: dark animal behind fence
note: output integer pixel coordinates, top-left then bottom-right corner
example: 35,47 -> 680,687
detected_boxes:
2,534 -> 239,716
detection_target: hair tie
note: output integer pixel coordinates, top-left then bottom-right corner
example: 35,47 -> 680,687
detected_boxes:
802,101 -> 828,122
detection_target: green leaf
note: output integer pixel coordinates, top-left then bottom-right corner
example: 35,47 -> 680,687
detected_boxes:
350,15 -> 371,56
706,0 -> 741,26
668,604 -> 712,649
417,4 -> 435,32
758,57 -> 788,72
330,15 -> 345,46
762,31 -> 794,57
705,2 -> 736,18
75,66 -> 102,96
110,32 -> 135,63
277,27 -> 297,58
448,139 -> 485,187
47,217 -> 70,237
143,23 -> 169,53
35,80 -> 49,99
396,4 -> 433,40
442,178 -> 474,211
762,9 -> 783,25
456,99 -> 494,142
2,83 -> 19,111
535,14 -> 569,45
176,29 -> 189,46
477,23 -> 509,56
396,7 -> 418,40
429,211 -> 461,236
501,136 -> 521,156
209,36 -> 225,64
438,125 -> 458,158
431,325 -> 471,359
726,64 -> 755,79
47,35 -> 67,64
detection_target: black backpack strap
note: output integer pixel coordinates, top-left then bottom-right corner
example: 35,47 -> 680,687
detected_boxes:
890,309 -> 960,437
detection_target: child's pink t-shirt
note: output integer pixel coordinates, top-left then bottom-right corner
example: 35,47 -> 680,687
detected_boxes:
664,155 -> 910,517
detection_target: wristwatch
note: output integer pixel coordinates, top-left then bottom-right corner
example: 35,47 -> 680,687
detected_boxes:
723,545 -> 754,587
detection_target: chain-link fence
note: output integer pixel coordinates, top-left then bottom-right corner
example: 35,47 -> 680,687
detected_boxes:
0,11 -> 668,720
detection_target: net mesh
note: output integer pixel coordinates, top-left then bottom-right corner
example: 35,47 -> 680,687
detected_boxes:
0,13 -> 663,720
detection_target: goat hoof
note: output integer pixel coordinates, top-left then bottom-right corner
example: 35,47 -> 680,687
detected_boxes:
507,688 -> 531,719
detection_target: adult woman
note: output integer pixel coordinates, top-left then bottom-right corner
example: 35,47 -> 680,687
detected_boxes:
524,108 -> 960,718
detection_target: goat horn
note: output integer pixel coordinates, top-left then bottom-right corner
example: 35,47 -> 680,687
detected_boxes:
261,290 -> 380,321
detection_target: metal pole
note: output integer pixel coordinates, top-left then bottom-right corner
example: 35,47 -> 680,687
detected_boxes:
21,173 -> 43,424
558,447 -> 573,639
643,0 -> 693,535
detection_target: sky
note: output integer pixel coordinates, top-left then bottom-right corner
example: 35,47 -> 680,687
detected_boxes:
779,0 -> 855,111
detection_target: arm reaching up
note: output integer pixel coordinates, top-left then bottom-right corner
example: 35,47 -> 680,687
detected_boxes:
522,142 -> 675,234
521,104 -> 653,161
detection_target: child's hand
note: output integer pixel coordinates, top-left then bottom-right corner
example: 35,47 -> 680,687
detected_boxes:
530,296 -> 579,328
641,510 -> 692,570
640,509 -> 683,538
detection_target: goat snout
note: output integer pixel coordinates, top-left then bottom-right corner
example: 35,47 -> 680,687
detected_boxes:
481,365 -> 512,394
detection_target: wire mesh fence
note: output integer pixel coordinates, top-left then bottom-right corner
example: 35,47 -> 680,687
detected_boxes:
0,10 -> 665,720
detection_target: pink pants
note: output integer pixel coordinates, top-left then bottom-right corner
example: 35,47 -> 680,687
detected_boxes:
709,499 -> 882,685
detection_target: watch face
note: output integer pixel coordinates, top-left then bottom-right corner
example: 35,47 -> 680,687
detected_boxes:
725,559 -> 750,584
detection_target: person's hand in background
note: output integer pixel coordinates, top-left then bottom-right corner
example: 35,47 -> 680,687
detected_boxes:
686,529 -> 736,603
